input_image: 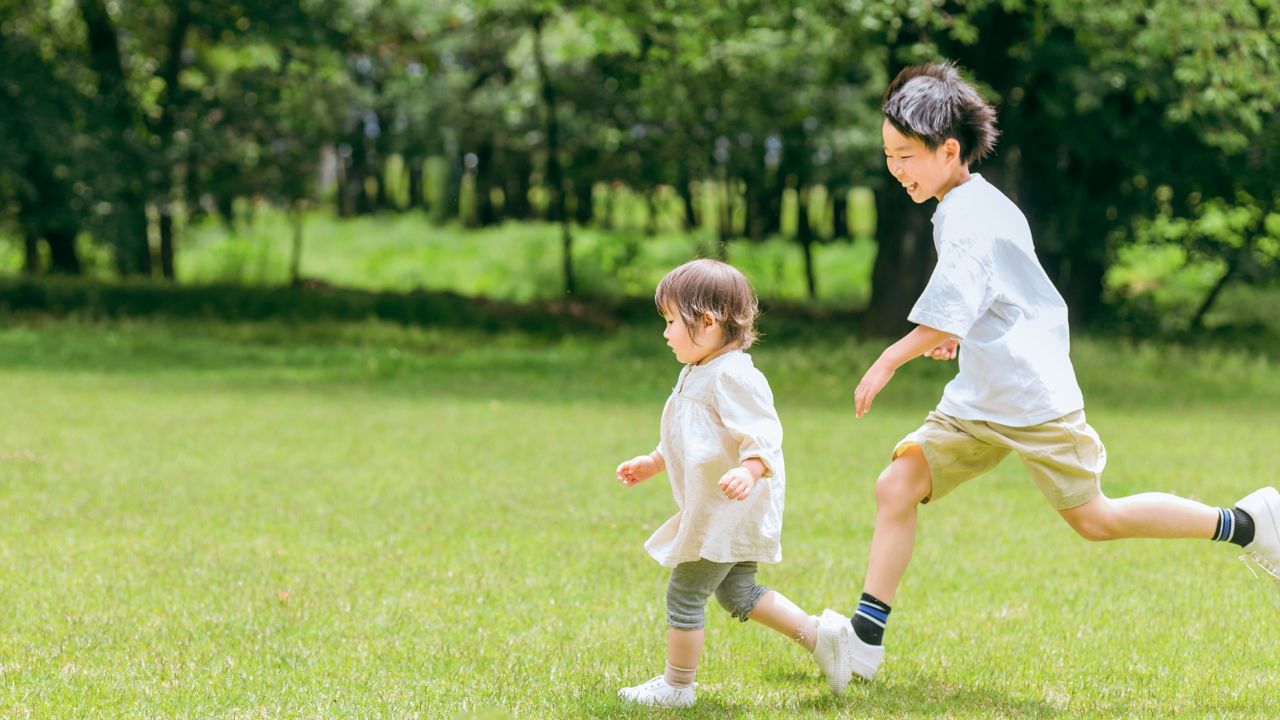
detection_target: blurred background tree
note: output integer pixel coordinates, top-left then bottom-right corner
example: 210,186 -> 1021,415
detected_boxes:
1,0 -> 1276,334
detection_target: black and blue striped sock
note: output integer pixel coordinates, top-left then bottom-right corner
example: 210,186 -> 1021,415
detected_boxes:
850,592 -> 891,646
1212,506 -> 1255,547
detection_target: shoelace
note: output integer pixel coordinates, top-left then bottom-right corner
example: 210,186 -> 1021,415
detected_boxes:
1240,552 -> 1280,583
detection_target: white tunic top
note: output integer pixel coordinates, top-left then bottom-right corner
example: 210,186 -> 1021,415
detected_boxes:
645,350 -> 785,568
909,174 -> 1085,426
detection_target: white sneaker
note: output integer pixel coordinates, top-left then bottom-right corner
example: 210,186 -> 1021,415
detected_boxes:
850,632 -> 886,681
813,609 -> 855,694
618,675 -> 696,708
1237,487 -> 1280,590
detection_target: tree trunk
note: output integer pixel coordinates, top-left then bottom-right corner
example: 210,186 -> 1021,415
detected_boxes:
864,185 -> 935,336
475,139 -> 497,226
355,166 -> 374,215
1190,261 -> 1235,332
351,129 -> 374,215
678,176 -> 697,230
335,154 -> 353,218
534,15 -> 574,295
289,203 -> 305,286
758,174 -> 783,238
504,152 -> 532,220
796,187 -> 817,299
155,3 -> 191,279
439,155 -> 462,225
832,189 -> 849,240
717,178 -> 733,251
80,0 -> 151,276
46,230 -> 81,275
573,179 -> 594,226
743,178 -> 762,241
23,231 -> 39,274
158,206 -> 176,280
407,157 -> 425,210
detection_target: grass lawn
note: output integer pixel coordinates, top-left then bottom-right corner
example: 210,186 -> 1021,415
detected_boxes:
171,210 -> 878,308
0,317 -> 1278,718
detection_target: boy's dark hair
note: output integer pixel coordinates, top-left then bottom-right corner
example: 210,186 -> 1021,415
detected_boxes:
882,62 -> 998,165
655,258 -> 759,350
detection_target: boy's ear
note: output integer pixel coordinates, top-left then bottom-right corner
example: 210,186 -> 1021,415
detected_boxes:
944,138 -> 962,163
702,312 -> 718,327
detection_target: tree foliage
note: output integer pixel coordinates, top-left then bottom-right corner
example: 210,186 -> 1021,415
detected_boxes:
1,0 -> 1276,330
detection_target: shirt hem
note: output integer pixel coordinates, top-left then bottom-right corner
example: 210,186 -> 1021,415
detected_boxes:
934,400 -> 1085,428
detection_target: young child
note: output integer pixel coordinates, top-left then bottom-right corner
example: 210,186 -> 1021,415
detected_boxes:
614,258 -> 856,708
840,62 -> 1280,684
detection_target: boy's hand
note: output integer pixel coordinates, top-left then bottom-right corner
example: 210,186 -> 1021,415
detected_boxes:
855,358 -> 896,419
718,466 -> 755,500
924,338 -> 959,361
616,454 -> 660,487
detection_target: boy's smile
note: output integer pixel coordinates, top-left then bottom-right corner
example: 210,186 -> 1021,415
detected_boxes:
882,119 -> 970,203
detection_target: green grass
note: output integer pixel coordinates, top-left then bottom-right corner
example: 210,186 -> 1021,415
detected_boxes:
0,318 -> 1278,718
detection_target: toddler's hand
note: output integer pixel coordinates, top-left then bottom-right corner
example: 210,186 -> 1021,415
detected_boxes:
924,337 -> 959,361
718,467 -> 755,501
617,454 -> 659,487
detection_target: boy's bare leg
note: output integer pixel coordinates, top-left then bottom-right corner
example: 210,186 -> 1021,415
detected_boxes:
863,447 -> 933,603
1058,493 -> 1217,541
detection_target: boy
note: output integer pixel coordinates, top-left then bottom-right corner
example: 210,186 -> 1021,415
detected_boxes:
843,62 -> 1280,683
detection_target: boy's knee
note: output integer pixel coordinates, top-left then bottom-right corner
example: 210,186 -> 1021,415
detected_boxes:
1067,517 -> 1117,542
1062,504 -> 1118,542
875,464 -> 929,509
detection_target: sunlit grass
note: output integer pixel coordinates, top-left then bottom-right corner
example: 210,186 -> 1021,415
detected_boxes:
171,209 -> 876,307
0,318 -> 1277,717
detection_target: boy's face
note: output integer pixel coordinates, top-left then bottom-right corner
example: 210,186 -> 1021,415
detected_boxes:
882,119 -> 959,204
661,304 -> 723,365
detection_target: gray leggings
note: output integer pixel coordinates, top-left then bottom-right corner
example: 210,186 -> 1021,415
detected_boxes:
666,559 -> 769,630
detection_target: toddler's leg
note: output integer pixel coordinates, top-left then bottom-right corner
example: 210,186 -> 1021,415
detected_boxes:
744,590 -> 818,651
715,563 -> 856,695
664,626 -> 702,689
618,560 -> 730,708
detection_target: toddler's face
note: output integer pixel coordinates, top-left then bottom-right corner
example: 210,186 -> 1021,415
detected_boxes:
661,305 -> 722,365
882,119 -> 955,204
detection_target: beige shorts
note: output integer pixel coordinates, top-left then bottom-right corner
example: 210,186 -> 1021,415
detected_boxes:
894,409 -> 1105,510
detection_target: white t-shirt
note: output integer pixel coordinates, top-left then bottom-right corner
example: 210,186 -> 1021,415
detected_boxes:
645,350 -> 784,568
908,174 -> 1084,427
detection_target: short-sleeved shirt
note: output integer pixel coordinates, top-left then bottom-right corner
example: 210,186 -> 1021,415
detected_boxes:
908,174 -> 1084,427
645,350 -> 785,568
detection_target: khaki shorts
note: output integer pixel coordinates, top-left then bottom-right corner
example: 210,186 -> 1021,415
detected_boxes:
894,409 -> 1105,510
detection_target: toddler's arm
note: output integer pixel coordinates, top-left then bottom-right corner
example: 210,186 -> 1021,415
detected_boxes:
617,450 -> 664,487
855,325 -> 955,418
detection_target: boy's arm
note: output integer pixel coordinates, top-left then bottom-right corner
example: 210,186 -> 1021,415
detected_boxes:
855,325 -> 955,419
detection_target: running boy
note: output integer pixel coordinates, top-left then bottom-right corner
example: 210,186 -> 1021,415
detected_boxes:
843,62 -> 1280,683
